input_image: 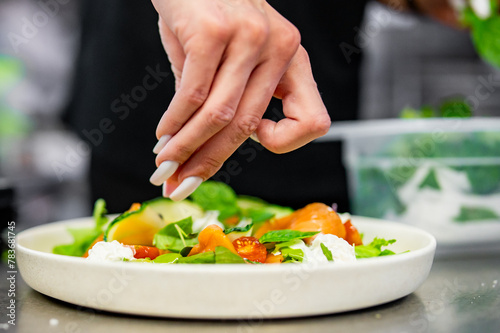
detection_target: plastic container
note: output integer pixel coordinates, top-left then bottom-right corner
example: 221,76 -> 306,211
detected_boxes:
318,118 -> 500,254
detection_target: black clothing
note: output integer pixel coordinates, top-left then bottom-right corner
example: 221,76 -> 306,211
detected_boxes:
64,0 -> 367,213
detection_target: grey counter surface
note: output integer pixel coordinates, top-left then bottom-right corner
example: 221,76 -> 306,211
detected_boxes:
1,253 -> 499,333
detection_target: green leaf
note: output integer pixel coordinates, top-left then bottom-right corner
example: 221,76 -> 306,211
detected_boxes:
259,230 -> 319,243
153,217 -> 198,252
320,243 -> 334,261
53,227 -> 101,257
418,168 -> 441,190
190,181 -> 240,220
224,223 -> 253,234
454,206 -> 500,222
177,252 -> 215,264
153,253 -> 182,264
93,198 -> 108,230
462,3 -> 500,68
281,248 -> 305,262
179,246 -> 193,257
214,246 -> 245,264
439,99 -> 472,118
355,238 -> 397,259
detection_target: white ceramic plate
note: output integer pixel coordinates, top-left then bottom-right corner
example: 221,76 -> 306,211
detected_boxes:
17,216 -> 436,319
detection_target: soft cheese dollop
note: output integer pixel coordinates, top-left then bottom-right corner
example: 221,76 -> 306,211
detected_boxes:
308,234 -> 356,263
86,240 -> 135,262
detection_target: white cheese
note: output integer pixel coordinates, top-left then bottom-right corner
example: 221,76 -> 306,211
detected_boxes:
86,240 -> 135,262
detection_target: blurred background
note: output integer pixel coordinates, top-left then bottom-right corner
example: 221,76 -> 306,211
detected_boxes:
0,0 -> 499,235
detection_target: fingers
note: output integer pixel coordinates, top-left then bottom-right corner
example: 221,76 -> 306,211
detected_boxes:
255,46 -> 331,153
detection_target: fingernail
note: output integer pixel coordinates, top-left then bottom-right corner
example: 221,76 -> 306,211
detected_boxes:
169,176 -> 203,201
153,135 -> 171,154
249,132 -> 260,143
149,161 -> 180,186
162,182 -> 168,197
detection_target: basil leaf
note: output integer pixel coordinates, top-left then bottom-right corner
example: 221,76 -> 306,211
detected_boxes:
177,252 -> 215,264
259,230 -> 319,243
153,253 -> 182,264
320,243 -> 334,261
214,246 -> 245,264
179,246 -> 193,257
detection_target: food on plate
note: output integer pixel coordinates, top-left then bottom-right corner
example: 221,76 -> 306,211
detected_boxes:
53,181 -> 402,264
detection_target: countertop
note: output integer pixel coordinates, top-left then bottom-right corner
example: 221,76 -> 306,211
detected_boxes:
1,253 -> 499,333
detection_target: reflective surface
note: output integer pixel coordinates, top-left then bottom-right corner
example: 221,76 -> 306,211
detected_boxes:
1,253 -> 499,333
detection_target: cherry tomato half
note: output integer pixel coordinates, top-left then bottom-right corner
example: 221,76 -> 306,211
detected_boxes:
232,237 -> 268,263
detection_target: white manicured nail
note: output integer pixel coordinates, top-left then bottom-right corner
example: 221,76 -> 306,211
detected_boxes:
149,161 -> 179,186
249,132 -> 260,143
162,182 -> 168,197
153,135 -> 171,154
169,176 -> 203,201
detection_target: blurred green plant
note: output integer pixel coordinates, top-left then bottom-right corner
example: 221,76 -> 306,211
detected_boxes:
0,55 -> 31,138
462,0 -> 500,68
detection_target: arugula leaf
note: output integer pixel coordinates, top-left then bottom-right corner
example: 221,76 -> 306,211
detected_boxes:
259,230 -> 319,243
190,181 -> 240,221
355,238 -> 396,259
454,206 -> 500,222
320,243 -> 334,261
177,252 -> 215,264
224,223 -> 253,234
214,246 -> 246,263
53,227 -> 101,257
93,198 -> 108,229
153,253 -> 182,264
281,248 -> 305,262
153,217 -> 198,252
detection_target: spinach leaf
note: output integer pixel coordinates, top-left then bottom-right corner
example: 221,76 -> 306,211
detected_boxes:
259,230 -> 319,243
214,246 -> 246,264
190,181 -> 240,221
177,252 -> 215,264
153,217 -> 198,252
355,238 -> 396,259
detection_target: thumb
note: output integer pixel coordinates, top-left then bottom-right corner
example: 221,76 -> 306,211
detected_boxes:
255,46 -> 331,154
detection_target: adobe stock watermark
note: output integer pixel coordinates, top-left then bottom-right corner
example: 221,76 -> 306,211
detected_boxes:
51,64 -> 170,181
7,0 -> 72,54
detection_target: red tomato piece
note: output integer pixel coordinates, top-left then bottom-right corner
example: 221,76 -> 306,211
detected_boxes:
343,220 -> 363,246
232,237 -> 268,263
127,245 -> 161,260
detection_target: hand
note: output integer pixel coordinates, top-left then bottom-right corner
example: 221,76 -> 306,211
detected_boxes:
149,0 -> 331,200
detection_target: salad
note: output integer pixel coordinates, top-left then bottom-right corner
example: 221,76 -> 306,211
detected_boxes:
53,181 -> 400,264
